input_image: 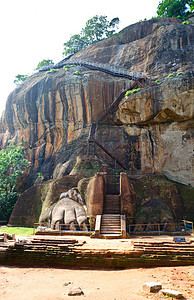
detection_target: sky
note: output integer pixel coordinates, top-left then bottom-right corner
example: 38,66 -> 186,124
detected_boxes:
0,0 -> 160,116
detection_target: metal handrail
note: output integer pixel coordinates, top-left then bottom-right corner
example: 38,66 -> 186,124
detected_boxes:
52,59 -> 147,81
129,221 -> 193,233
34,222 -> 93,235
33,222 -> 50,235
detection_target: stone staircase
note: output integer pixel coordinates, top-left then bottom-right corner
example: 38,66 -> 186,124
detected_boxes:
99,191 -> 123,237
103,195 -> 120,214
100,214 -> 121,237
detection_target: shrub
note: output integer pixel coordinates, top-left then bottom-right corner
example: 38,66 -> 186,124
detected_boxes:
73,71 -> 81,75
159,26 -> 164,29
155,79 -> 160,82
0,192 -> 19,222
47,69 -> 59,74
132,88 -> 141,93
125,91 -> 133,96
182,21 -> 189,25
177,72 -> 183,76
125,88 -> 141,96
167,74 -> 175,77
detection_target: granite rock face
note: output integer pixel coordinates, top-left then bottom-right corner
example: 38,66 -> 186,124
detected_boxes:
0,18 -> 193,189
100,73 -> 193,186
0,69 -> 131,186
70,18 -> 193,78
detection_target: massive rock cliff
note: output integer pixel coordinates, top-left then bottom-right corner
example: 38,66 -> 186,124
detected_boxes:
0,18 -> 193,189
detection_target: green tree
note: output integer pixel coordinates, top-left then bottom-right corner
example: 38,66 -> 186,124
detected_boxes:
36,59 -> 54,70
14,74 -> 29,86
63,34 -> 89,56
63,15 -> 119,57
0,145 -> 30,222
157,0 -> 193,18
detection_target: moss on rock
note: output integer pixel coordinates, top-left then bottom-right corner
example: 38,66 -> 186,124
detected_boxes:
70,156 -> 103,177
132,175 -> 184,221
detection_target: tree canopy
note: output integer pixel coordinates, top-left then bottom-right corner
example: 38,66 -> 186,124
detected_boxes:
36,59 -> 54,70
63,15 -> 119,57
157,0 -> 194,18
14,74 -> 29,86
0,145 -> 30,222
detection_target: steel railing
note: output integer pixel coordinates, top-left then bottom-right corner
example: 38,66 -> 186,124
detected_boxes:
129,220 -> 193,234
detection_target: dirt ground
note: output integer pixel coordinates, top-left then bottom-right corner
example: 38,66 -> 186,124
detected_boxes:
0,265 -> 193,300
0,235 -> 194,300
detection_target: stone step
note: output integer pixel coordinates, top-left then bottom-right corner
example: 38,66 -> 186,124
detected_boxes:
101,221 -> 120,224
100,234 -> 122,238
101,220 -> 121,224
101,220 -> 120,223
101,226 -> 121,230
134,244 -> 194,250
103,211 -> 120,214
104,209 -> 120,212
105,197 -> 120,200
104,207 -> 120,210
100,214 -> 121,235
101,227 -> 121,230
102,214 -> 120,217
104,199 -> 120,203
101,230 -> 121,234
104,204 -> 120,207
101,226 -> 120,229
133,242 -> 193,247
102,218 -> 120,221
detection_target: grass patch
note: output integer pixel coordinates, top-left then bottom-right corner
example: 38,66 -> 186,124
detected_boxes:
0,226 -> 34,236
167,74 -> 175,77
47,69 -> 59,74
73,71 -> 81,75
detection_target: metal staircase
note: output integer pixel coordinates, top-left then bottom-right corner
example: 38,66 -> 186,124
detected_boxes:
87,80 -> 142,170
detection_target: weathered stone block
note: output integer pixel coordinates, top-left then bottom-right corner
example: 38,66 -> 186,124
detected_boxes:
143,282 -> 162,293
160,289 -> 183,298
68,287 -> 84,296
189,269 -> 194,278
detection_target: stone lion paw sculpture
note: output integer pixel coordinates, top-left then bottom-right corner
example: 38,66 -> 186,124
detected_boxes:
49,188 -> 88,230
60,187 -> 86,208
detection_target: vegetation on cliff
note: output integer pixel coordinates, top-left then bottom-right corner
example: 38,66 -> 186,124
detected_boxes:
35,59 -> 54,70
157,0 -> 193,18
14,74 -> 29,86
0,145 -> 30,222
63,15 -> 120,57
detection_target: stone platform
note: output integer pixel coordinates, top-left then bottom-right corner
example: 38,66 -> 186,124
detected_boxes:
0,234 -> 194,268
